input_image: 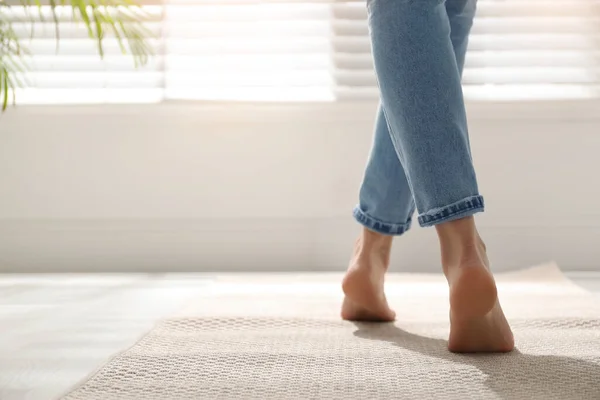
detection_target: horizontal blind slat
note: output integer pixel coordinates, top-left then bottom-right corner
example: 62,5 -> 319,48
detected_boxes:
14,72 -> 164,88
21,38 -> 163,55
2,5 -> 162,22
333,18 -> 600,36
331,1 -> 600,19
11,88 -> 164,104
165,87 -> 334,102
335,68 -> 600,86
25,56 -> 164,72
10,22 -> 163,39
332,34 -> 600,53
164,3 -> 330,20
334,51 -> 600,70
335,84 -> 600,101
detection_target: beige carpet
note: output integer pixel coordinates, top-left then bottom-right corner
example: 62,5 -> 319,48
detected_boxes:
62,264 -> 600,400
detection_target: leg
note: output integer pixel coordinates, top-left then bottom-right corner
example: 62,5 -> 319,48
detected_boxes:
347,0 -> 475,241
367,0 -> 481,222
439,0 -> 513,353
344,0 -> 513,352
341,0 -> 473,322
353,105 -> 416,237
341,0 -> 472,322
341,102 -> 414,323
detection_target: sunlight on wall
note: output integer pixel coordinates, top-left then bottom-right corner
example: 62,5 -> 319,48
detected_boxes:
163,4 -> 335,102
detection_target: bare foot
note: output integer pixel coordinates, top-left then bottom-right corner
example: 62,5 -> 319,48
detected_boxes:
341,230 -> 396,322
437,218 -> 514,353
447,255 -> 497,320
448,300 -> 514,353
341,296 -> 394,322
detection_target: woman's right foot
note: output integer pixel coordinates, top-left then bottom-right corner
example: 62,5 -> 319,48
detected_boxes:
446,253 -> 514,353
448,299 -> 514,353
438,217 -> 515,353
341,230 -> 396,322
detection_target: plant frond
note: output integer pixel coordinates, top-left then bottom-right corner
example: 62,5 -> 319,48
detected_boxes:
62,0 -> 154,66
0,17 -> 26,110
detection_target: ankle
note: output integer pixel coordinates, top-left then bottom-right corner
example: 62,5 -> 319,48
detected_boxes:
436,217 -> 486,269
355,228 -> 393,266
435,217 -> 478,246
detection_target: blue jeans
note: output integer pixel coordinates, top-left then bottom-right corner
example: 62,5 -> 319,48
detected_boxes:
354,0 -> 481,235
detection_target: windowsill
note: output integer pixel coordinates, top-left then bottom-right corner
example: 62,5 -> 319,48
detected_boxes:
3,99 -> 600,122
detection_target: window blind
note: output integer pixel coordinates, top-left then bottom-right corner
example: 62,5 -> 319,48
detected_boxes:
5,0 -> 600,104
334,0 -> 600,101
3,2 -> 164,104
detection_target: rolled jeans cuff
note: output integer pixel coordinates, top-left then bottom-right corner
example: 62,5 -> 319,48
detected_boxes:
418,195 -> 484,227
353,206 -> 413,236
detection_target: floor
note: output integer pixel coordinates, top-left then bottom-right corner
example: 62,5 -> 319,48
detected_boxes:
0,272 -> 598,400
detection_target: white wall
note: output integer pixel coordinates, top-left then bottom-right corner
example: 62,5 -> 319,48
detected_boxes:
1,101 -> 599,272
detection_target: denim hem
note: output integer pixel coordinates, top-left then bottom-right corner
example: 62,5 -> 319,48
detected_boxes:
418,195 -> 484,227
353,206 -> 412,236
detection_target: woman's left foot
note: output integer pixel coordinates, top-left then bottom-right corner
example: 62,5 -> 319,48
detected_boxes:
341,295 -> 395,322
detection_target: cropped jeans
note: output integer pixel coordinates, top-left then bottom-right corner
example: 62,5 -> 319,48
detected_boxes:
354,0 -> 482,235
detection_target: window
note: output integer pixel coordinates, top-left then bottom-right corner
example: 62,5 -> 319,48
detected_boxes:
463,0 -> 600,100
333,0 -> 600,101
164,2 -> 334,102
3,3 -> 164,104
5,0 -> 600,104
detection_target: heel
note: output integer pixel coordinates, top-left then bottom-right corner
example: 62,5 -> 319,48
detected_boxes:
449,265 -> 497,319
